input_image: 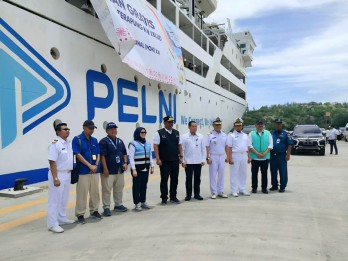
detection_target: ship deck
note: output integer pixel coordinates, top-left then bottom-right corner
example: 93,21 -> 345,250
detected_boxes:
1,143 -> 347,260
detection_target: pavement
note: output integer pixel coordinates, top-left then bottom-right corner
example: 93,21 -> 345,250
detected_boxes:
0,142 -> 347,261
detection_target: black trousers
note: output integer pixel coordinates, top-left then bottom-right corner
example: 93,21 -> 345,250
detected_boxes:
132,169 -> 149,204
160,161 -> 179,200
185,164 -> 202,197
251,159 -> 269,190
329,140 -> 338,154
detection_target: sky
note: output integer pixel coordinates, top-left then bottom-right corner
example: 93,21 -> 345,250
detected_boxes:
206,0 -> 348,109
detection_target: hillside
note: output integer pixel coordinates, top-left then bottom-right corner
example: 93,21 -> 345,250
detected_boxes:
242,102 -> 348,130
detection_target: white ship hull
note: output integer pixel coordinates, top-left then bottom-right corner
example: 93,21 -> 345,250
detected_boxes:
0,0 -> 248,189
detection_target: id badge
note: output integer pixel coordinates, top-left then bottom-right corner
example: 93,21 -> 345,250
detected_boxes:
92,154 -> 97,161
116,156 -> 120,164
276,139 -> 280,144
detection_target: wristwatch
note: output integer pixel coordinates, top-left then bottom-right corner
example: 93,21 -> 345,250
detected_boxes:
54,177 -> 59,181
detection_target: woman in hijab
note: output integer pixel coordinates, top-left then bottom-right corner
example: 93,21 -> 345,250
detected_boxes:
128,127 -> 154,211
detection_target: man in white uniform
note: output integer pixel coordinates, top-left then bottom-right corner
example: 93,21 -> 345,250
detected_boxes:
47,120 -> 74,233
227,118 -> 251,197
206,117 -> 228,199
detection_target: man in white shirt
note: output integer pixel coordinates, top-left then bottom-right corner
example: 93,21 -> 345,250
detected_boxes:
248,119 -> 273,194
328,125 -> 338,155
180,121 -> 206,201
206,117 -> 229,199
227,118 -> 251,197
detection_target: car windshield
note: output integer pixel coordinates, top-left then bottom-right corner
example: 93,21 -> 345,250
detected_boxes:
242,125 -> 254,134
293,126 -> 321,134
339,127 -> 345,131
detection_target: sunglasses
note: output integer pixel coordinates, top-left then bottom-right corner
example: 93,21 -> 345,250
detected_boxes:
61,128 -> 70,131
140,131 -> 147,134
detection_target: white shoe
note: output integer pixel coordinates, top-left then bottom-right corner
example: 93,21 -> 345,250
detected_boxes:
240,191 -> 250,196
231,193 -> 238,197
218,192 -> 228,198
211,194 -> 217,199
135,203 -> 142,211
59,219 -> 75,225
49,225 -> 64,233
141,202 -> 150,209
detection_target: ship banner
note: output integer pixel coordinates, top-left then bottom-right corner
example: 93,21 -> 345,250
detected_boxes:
91,0 -> 186,89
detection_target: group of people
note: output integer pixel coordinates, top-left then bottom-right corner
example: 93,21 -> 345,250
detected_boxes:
46,116 -> 293,233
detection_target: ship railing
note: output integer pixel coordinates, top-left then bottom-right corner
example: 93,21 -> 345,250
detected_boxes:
215,73 -> 246,100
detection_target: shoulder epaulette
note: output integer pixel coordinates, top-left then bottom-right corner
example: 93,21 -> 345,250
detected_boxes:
52,139 -> 58,143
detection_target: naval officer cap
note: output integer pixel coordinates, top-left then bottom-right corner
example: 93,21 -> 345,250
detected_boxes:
53,119 -> 67,131
234,117 -> 243,126
163,116 -> 175,122
274,118 -> 282,123
83,120 -> 97,129
213,117 -> 222,125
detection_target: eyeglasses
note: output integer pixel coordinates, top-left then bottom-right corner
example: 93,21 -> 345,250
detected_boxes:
140,131 -> 147,134
62,128 -> 70,131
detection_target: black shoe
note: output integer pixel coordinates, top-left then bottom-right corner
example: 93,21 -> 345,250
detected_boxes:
194,195 -> 203,200
161,199 -> 167,205
170,198 -> 180,203
279,188 -> 285,193
91,211 -> 103,220
185,196 -> 191,201
269,186 -> 278,191
252,189 -> 257,193
262,189 -> 268,194
77,215 -> 86,224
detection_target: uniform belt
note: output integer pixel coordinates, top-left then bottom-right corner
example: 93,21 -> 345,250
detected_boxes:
58,170 -> 71,173
232,151 -> 248,155
271,152 -> 285,156
210,153 -> 225,156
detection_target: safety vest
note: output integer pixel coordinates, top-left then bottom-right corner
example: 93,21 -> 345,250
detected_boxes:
250,130 -> 271,160
130,141 -> 151,166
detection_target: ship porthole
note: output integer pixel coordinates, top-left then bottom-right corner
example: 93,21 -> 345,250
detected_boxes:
101,64 -> 107,73
50,47 -> 60,60
134,76 -> 138,83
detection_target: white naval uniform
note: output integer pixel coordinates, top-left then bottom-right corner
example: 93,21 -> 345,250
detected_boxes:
227,130 -> 249,194
47,136 -> 73,229
206,130 -> 227,194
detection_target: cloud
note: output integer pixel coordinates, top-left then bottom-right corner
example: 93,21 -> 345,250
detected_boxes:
206,0 -> 344,26
205,0 -> 348,108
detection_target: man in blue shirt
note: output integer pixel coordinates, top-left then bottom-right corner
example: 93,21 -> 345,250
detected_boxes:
73,120 -> 102,224
270,118 -> 293,193
99,122 -> 128,216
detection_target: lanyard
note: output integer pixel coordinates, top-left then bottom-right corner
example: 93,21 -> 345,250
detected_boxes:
107,137 -> 118,153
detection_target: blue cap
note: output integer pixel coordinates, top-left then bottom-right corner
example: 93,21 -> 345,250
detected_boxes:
106,122 -> 117,130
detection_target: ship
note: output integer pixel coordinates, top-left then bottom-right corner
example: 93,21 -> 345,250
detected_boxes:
0,0 -> 256,189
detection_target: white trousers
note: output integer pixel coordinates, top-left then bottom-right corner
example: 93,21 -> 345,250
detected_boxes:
47,171 -> 71,228
229,153 -> 248,194
209,154 -> 226,194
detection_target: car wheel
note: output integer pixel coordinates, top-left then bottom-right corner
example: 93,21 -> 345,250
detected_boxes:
291,148 -> 297,155
345,138 -> 347,142
319,148 -> 325,156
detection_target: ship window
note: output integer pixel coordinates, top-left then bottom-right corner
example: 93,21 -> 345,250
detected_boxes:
239,43 -> 246,48
101,64 -> 107,73
161,0 -> 176,24
50,47 -> 60,60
